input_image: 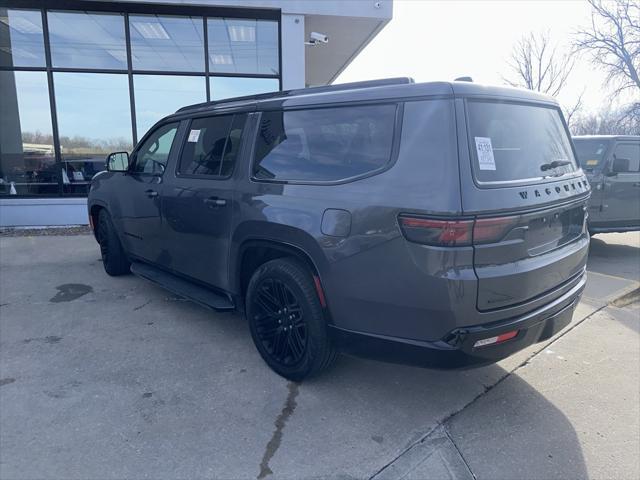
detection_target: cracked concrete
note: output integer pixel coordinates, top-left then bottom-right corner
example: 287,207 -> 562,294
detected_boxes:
0,232 -> 638,479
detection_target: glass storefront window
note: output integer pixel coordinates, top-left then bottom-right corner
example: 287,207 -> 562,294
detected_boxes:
0,9 -> 46,68
54,72 -> 132,195
48,11 -> 127,69
134,74 -> 206,136
208,18 -> 278,75
129,14 -> 205,72
210,76 -> 278,100
0,71 -> 56,196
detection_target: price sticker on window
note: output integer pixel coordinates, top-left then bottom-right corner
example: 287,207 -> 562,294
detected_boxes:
475,137 -> 496,171
188,129 -> 200,142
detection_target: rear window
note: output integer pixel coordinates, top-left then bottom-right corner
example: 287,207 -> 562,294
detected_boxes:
467,101 -> 577,184
252,104 -> 397,182
573,139 -> 611,170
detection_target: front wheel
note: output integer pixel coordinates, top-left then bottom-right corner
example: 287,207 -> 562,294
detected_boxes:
246,258 -> 337,381
97,210 -> 131,276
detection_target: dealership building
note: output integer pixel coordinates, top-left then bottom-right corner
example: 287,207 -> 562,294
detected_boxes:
0,0 -> 392,227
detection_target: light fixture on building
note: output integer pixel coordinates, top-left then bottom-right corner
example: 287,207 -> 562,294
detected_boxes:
132,21 -> 170,40
305,31 -> 328,46
210,54 -> 233,65
228,24 -> 255,42
0,16 -> 43,34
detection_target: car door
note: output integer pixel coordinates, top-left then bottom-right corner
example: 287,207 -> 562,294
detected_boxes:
160,113 -> 248,289
602,141 -> 640,226
118,122 -> 180,262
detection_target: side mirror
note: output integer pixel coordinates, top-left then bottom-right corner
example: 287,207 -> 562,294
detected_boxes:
106,152 -> 130,172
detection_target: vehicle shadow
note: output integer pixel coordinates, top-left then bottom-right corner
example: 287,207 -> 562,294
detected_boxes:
272,351 -> 589,479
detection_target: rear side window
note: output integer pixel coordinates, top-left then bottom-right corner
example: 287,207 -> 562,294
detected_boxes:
178,114 -> 247,177
467,101 -> 577,184
253,104 -> 397,182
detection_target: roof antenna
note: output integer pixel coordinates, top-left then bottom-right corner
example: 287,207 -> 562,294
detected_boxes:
455,76 -> 473,82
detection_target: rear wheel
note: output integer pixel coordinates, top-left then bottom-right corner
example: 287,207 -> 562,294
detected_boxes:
246,258 -> 337,381
97,210 -> 131,276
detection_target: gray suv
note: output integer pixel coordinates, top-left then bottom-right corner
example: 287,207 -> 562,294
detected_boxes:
88,78 -> 591,381
573,135 -> 640,234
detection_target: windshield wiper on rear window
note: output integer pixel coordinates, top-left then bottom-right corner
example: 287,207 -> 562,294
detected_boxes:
540,160 -> 572,171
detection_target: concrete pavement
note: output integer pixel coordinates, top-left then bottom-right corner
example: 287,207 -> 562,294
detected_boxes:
0,232 -> 638,479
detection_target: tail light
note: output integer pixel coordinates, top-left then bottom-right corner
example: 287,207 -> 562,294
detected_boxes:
399,214 -> 520,246
399,216 -> 473,246
473,215 -> 520,244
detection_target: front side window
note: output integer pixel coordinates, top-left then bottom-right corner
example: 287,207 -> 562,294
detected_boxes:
132,123 -> 178,174
612,143 -> 640,173
178,114 -> 247,177
253,104 -> 397,182
467,101 -> 577,184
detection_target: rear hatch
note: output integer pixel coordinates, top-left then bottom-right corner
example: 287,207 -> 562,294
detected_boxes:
461,99 -> 590,311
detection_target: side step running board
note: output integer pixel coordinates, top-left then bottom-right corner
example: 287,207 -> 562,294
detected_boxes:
130,261 -> 234,312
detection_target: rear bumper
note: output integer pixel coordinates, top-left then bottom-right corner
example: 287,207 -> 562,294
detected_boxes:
330,271 -> 585,369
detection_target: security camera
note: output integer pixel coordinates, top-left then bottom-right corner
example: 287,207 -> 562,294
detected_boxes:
306,32 -> 328,45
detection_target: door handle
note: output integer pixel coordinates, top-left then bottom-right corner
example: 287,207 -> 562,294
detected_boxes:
145,189 -> 159,198
204,197 -> 227,207
633,183 -> 640,187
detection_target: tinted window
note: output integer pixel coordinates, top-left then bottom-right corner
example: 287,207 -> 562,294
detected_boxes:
0,71 -> 56,196
134,74 -> 205,136
129,14 -> 204,72
612,143 -> 640,173
0,9 -> 46,67
209,76 -> 278,100
468,101 -> 577,183
253,105 -> 397,182
207,18 -> 278,75
48,11 -> 127,69
54,72 -> 132,194
178,114 -> 246,177
132,123 -> 178,174
573,138 -> 611,170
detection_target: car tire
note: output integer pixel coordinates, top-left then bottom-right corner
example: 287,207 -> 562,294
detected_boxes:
97,209 -> 131,276
246,258 -> 337,381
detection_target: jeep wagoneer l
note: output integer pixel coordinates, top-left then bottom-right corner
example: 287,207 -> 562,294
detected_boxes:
89,78 -> 591,380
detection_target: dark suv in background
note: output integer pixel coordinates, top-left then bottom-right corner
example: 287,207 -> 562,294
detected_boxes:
89,78 -> 591,380
573,135 -> 640,234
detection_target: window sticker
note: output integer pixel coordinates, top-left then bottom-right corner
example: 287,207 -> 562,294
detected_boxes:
475,136 -> 496,170
187,129 -> 200,142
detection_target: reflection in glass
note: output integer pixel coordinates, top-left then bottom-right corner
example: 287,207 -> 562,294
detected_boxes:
210,76 -> 278,100
0,71 -> 56,195
54,72 -> 132,194
48,11 -> 127,69
208,18 -> 278,75
130,15 -> 204,72
0,9 -> 46,67
134,74 -> 205,136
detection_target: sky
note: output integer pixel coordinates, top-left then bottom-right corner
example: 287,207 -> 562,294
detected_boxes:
337,0 -> 631,114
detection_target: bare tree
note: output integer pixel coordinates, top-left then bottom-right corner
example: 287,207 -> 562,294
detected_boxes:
574,0 -> 640,98
504,31 -> 576,97
571,105 -> 640,135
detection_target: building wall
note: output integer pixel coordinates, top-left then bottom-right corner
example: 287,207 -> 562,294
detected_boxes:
0,0 -> 392,227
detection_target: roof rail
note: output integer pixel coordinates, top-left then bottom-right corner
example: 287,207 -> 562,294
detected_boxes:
176,77 -> 415,113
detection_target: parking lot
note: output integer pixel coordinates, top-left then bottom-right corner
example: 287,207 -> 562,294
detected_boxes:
1,231 -> 638,479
